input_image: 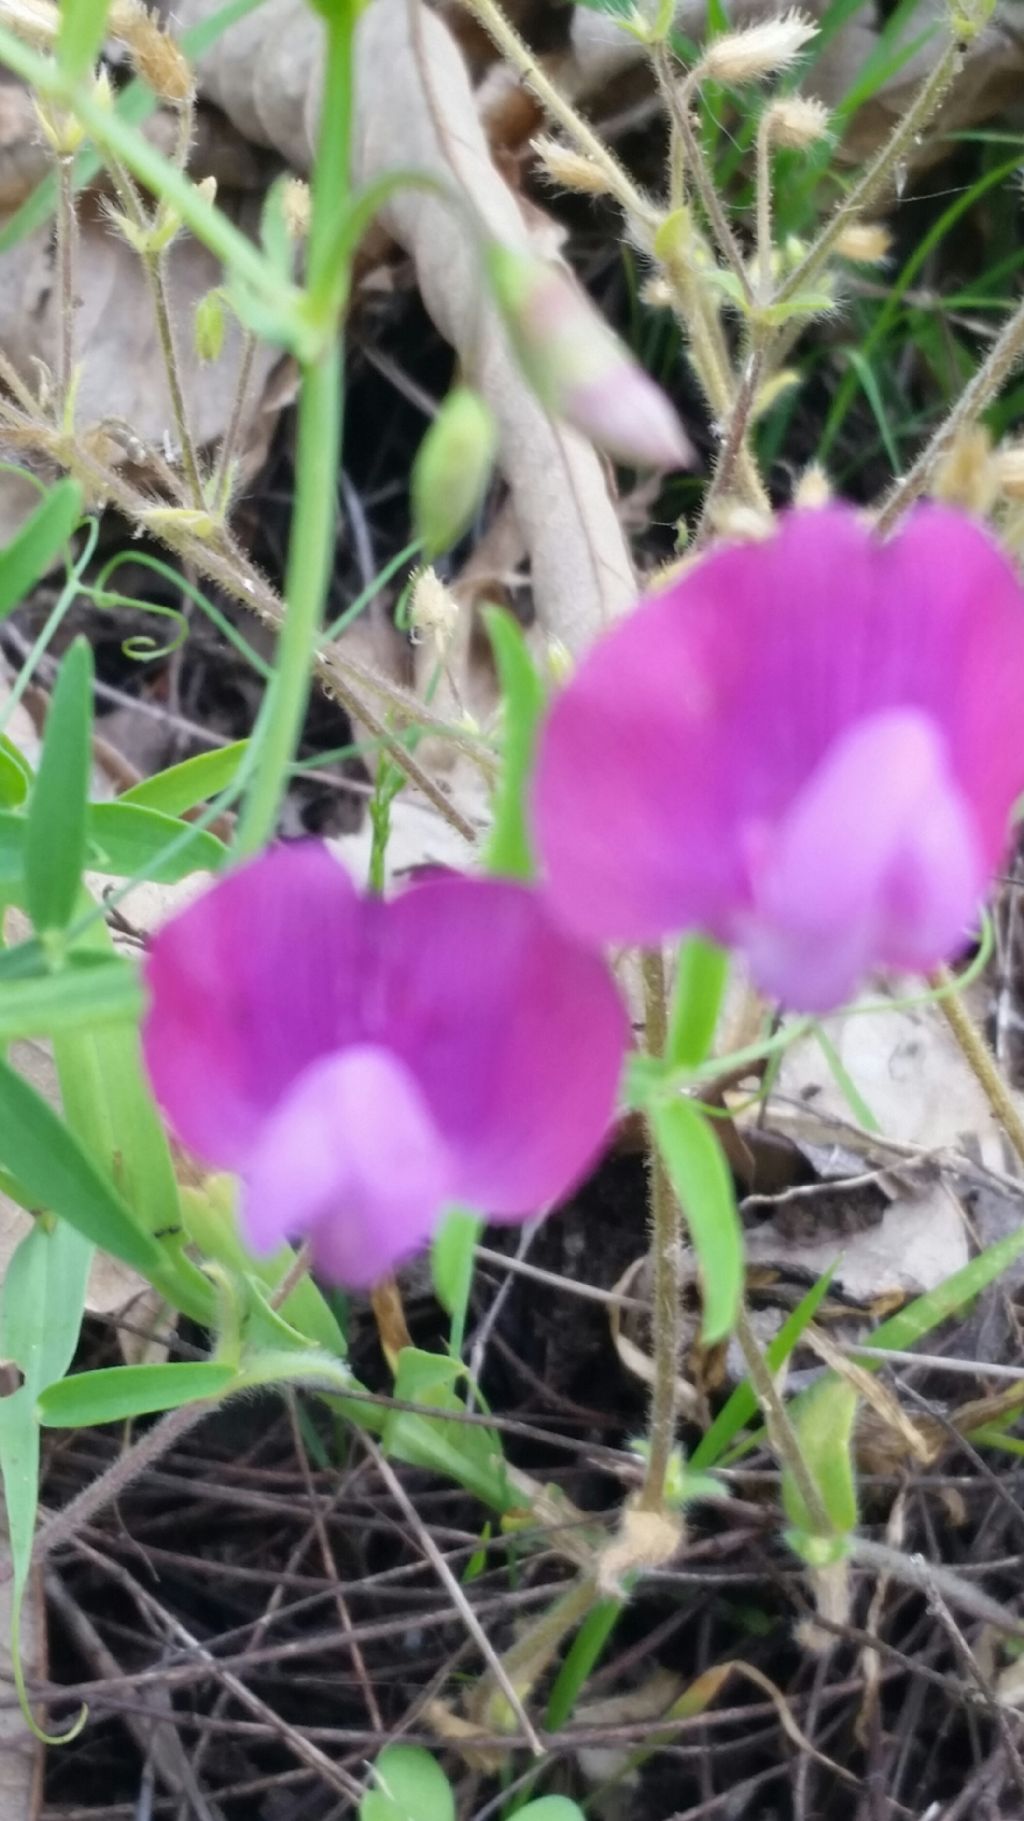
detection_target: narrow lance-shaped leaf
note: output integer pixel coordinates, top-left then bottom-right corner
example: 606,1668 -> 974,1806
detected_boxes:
25,636 -> 92,936
38,1362 -> 236,1429
483,607 -> 545,882
0,478 -> 82,618
121,740 -> 249,817
0,1055 -> 161,1274
667,936 -> 729,1071
0,1218 -> 92,1731
649,1097 -> 742,1342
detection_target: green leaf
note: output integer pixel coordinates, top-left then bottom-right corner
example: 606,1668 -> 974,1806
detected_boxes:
360,1745 -> 456,1821
0,479 -> 82,618
0,804 -> 225,893
58,0 -> 112,77
667,937 -> 729,1071
0,956 -> 142,1042
649,1098 -> 741,1342
512,1801 -> 589,1821
25,637 -> 92,935
384,1348 -> 510,1511
120,741 -> 249,817
482,607 -> 545,882
431,1206 -> 481,1357
690,1267 -> 835,1469
0,1218 -> 91,1732
0,1055 -> 161,1273
864,1220 -> 1024,1356
782,1376 -> 858,1538
0,737 -> 31,808
87,801 -> 227,881
38,1362 -> 235,1428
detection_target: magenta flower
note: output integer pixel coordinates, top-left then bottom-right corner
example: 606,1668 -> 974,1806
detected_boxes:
142,847 -> 628,1286
532,505 -> 1024,1012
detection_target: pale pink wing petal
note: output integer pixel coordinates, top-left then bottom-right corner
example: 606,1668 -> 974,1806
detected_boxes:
377,877 -> 629,1219
739,709 -> 984,1009
143,844 -> 369,1169
242,1046 -> 454,1286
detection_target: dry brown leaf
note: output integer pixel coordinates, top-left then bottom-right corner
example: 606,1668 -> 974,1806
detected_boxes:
173,0 -> 638,653
0,194 -> 282,473
733,983 -> 1024,1303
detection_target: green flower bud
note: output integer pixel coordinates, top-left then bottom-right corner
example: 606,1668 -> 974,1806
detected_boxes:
411,386 -> 498,558
194,289 -> 227,364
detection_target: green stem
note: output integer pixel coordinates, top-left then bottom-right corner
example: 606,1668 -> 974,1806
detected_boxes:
235,3 -> 357,853
234,339 -> 341,855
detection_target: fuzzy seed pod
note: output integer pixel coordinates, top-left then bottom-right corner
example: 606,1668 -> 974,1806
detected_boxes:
833,220 -> 892,264
700,10 -> 817,84
763,94 -> 831,149
532,136 -> 611,198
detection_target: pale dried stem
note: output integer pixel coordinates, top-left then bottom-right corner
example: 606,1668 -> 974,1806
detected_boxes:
0,347 -> 39,415
104,149 -> 205,511
932,966 -> 1024,1169
361,1433 -> 544,1753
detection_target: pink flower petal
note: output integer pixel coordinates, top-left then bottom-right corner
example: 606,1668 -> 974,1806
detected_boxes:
143,844 -> 371,1168
243,1045 -> 453,1287
378,876 -> 630,1217
143,853 -> 629,1279
533,505 -> 1024,1008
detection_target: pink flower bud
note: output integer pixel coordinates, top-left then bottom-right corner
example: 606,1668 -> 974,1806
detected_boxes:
487,245 -> 693,470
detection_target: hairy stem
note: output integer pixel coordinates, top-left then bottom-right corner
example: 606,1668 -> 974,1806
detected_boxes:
877,290 -> 1024,530
694,340 -> 765,543
637,947 -> 684,1515
775,35 -> 962,313
755,112 -> 773,305
211,328 -> 258,513
35,1401 -> 214,1564
105,151 -> 205,509
55,153 -> 76,420
477,1569 -> 601,1722
656,52 -> 752,305
458,0 -> 657,233
734,1301 -> 831,1536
